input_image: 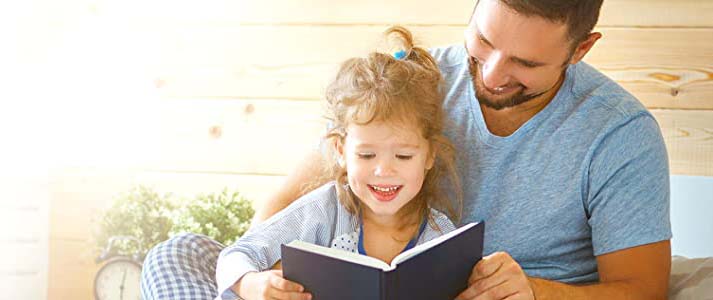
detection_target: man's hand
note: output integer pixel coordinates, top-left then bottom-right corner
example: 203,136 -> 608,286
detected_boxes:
456,252 -> 535,300
234,270 -> 312,300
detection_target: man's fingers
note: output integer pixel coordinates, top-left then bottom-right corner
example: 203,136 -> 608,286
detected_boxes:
469,252 -> 506,283
456,276 -> 511,300
474,279 -> 518,300
470,272 -> 508,296
455,283 -> 478,300
503,292 -> 531,300
472,254 -> 526,288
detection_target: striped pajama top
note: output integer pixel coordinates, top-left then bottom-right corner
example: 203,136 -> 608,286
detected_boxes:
215,182 -> 457,300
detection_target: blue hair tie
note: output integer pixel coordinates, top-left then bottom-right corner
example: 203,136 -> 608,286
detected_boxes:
393,50 -> 407,60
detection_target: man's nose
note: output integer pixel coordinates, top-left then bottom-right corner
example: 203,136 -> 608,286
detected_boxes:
481,52 -> 512,90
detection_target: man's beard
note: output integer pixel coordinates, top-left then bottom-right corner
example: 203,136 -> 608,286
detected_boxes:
468,57 -> 547,111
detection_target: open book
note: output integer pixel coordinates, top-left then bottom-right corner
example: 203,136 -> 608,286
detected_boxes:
281,221 -> 484,300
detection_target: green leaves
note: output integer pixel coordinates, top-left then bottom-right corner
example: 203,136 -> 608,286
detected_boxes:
94,186 -> 255,261
170,188 -> 255,247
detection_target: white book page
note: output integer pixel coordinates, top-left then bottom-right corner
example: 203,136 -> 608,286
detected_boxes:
390,222 -> 477,267
286,240 -> 392,271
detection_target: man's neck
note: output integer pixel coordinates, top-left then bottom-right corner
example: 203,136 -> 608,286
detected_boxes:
480,75 -> 565,137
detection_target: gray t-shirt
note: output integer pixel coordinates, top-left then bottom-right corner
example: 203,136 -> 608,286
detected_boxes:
430,45 -> 672,283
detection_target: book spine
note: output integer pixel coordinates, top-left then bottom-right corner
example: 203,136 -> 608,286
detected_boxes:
380,271 -> 385,300
383,270 -> 397,300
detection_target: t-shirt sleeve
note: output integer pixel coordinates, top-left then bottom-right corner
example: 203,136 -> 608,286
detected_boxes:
586,113 -> 672,256
214,184 -> 337,299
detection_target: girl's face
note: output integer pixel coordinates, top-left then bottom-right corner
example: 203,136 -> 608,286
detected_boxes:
338,121 -> 435,220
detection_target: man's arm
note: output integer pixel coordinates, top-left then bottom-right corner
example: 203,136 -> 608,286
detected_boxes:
456,240 -> 670,300
530,240 -> 671,299
255,149 -> 328,221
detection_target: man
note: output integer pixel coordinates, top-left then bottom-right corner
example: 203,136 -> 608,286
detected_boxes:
257,1 -> 671,299
141,1 -> 671,299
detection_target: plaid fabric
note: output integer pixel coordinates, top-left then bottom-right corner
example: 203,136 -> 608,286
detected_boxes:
141,233 -> 226,300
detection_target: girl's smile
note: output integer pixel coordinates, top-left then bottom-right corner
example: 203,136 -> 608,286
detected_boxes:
338,121 -> 435,222
368,184 -> 403,202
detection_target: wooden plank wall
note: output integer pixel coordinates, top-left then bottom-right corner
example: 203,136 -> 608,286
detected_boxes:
0,175 -> 49,300
40,0 -> 712,299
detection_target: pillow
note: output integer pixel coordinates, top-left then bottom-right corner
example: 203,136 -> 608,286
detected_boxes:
669,255 -> 713,299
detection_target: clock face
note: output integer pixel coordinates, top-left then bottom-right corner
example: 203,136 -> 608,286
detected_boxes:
94,258 -> 142,300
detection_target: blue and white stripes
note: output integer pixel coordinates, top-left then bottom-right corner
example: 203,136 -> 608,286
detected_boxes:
141,182 -> 456,300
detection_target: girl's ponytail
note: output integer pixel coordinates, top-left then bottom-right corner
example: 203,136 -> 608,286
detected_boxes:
384,26 -> 440,77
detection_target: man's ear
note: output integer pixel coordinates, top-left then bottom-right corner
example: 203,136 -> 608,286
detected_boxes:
569,32 -> 602,65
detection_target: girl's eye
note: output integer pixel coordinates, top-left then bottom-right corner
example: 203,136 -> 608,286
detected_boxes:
396,154 -> 413,160
357,153 -> 375,159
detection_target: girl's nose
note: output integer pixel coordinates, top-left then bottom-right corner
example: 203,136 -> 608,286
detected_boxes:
374,159 -> 396,177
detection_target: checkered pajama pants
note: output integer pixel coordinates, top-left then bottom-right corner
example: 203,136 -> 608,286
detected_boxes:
140,233 -> 226,300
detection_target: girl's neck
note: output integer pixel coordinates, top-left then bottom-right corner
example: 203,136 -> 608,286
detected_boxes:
360,206 -> 424,264
361,205 -> 421,234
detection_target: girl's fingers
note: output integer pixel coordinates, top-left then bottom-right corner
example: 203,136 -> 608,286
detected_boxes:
268,271 -> 305,292
267,288 -> 312,300
265,271 -> 311,300
270,276 -> 304,292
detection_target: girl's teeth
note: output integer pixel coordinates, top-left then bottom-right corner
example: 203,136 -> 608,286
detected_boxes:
372,185 -> 398,192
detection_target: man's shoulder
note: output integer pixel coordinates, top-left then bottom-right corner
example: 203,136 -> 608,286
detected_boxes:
428,44 -> 468,70
568,62 -> 652,122
428,45 -> 471,100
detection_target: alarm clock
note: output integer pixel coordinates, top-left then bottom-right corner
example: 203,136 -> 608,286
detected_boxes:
94,236 -> 144,300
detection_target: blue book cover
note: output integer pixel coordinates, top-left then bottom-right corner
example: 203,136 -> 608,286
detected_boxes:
282,222 -> 484,300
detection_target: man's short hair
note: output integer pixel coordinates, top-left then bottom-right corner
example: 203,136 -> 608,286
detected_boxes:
475,0 -> 604,45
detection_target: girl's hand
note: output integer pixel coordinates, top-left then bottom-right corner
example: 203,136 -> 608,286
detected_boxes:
235,270 -> 312,300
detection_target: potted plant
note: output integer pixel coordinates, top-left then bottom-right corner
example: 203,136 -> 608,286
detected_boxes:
93,186 -> 255,261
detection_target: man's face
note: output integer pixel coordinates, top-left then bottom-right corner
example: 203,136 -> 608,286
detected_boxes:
466,0 -> 574,110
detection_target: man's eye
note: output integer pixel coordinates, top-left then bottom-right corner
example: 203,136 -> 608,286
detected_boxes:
396,155 -> 413,160
476,36 -> 487,46
521,61 -> 538,68
357,153 -> 375,159
470,55 -> 480,64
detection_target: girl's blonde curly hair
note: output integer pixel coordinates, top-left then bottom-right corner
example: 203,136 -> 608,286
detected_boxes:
313,26 -> 462,229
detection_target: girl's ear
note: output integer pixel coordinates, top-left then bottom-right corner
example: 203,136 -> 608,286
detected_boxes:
335,138 -> 346,168
425,147 -> 436,171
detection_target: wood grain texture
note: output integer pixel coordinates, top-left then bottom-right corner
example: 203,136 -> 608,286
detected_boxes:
651,109 -> 713,177
47,238 -> 98,300
152,98 -> 325,175
1,176 -> 49,300
152,26 -> 713,110
84,0 -> 713,27
587,28 -> 713,109
0,271 -> 47,300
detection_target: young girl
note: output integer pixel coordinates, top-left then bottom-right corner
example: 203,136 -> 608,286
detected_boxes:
215,26 -> 462,300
